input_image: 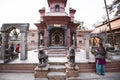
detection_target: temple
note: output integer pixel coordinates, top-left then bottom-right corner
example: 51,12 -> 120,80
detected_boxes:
35,0 -> 79,49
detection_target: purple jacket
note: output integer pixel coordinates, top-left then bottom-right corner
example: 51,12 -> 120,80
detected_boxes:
95,58 -> 106,64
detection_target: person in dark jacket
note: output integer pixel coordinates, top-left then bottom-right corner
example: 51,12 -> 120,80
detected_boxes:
10,44 -> 14,52
95,43 -> 106,76
9,43 -> 15,59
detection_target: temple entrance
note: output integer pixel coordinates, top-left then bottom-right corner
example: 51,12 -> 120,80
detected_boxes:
50,28 -> 64,46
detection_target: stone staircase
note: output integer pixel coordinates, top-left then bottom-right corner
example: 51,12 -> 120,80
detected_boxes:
47,62 -> 66,80
0,61 -> 119,73
47,49 -> 67,57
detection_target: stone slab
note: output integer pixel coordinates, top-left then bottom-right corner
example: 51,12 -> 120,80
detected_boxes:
34,64 -> 49,71
66,69 -> 79,77
49,65 -> 66,72
66,64 -> 79,77
48,72 -> 66,80
65,64 -> 79,70
34,64 -> 49,78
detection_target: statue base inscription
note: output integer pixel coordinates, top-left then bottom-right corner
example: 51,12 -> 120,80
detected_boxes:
34,64 -> 49,78
65,64 -> 79,77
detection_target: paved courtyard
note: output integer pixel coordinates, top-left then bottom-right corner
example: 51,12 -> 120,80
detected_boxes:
0,49 -> 119,80
0,72 -> 120,80
8,49 -> 97,64
9,49 -> 111,64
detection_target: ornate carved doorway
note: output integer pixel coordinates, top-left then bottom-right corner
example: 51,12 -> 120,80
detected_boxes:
50,28 -> 64,46
54,34 -> 60,44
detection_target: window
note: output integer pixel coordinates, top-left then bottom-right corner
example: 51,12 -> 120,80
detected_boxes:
55,5 -> 60,12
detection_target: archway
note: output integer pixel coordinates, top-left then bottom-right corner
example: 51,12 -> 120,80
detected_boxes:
0,23 -> 29,63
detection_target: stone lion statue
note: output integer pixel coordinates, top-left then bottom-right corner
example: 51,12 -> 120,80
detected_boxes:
38,48 -> 48,66
67,45 -> 76,67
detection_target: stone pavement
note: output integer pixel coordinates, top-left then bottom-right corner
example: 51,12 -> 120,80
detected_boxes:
0,72 -> 120,80
68,72 -> 120,80
1,49 -> 119,80
8,49 -> 96,64
9,49 -> 111,64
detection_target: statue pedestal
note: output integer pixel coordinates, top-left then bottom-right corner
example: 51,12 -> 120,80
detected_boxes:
65,64 -> 79,77
34,64 -> 49,78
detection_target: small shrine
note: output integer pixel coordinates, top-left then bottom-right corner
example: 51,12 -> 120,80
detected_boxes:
35,0 -> 80,49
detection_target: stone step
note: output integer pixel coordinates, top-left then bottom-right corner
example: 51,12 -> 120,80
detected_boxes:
35,78 -> 48,80
0,70 -> 33,73
47,49 -> 67,53
47,52 -> 67,54
49,57 -> 67,65
77,62 -> 120,72
48,72 -> 66,80
47,48 -> 66,50
49,65 -> 66,72
48,54 -> 66,57
0,62 -> 120,73
0,64 -> 37,73
47,50 -> 66,52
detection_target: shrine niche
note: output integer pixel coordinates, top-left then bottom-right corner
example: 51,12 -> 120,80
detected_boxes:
50,28 -> 64,46
0,23 -> 29,63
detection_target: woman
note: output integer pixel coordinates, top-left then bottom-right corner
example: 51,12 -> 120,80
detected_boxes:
15,44 -> 20,53
95,43 -> 106,76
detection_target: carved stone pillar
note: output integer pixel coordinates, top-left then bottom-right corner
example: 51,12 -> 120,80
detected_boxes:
0,31 -> 9,63
84,33 -> 90,59
72,33 -> 75,46
20,31 -> 27,60
74,32 -> 77,46
46,30 -> 49,47
38,31 -> 40,48
64,29 -> 66,47
44,28 -> 47,48
67,28 -> 70,47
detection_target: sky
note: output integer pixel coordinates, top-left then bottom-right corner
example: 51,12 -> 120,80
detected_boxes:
0,0 -> 113,29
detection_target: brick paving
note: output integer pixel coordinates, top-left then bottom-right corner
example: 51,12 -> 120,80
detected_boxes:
0,72 -> 120,80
